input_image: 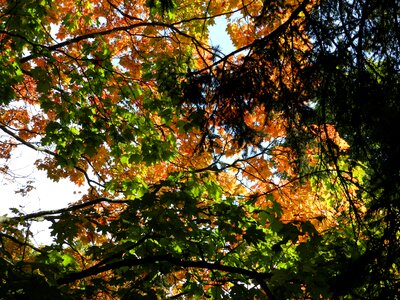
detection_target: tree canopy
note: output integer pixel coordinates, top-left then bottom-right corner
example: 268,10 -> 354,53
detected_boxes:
0,0 -> 399,299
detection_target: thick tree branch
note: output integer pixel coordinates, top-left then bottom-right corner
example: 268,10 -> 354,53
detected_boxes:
57,254 -> 273,296
193,0 -> 311,74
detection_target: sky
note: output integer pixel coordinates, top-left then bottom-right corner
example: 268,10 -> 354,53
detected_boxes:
0,146 -> 87,244
209,16 -> 235,54
0,15 -> 235,245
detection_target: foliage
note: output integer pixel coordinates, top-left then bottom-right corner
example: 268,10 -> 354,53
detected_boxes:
0,0 -> 399,299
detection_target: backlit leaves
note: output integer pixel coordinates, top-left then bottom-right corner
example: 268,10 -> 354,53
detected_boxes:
0,0 -> 398,299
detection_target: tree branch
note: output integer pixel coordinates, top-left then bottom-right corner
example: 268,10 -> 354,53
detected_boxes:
19,21 -> 212,64
57,254 -> 272,293
0,232 -> 45,254
193,0 -> 311,74
0,197 -> 128,224
0,124 -> 104,188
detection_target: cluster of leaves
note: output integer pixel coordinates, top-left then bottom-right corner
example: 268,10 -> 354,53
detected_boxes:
0,0 -> 398,299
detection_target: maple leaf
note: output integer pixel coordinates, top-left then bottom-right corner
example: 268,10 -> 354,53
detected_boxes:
0,0 -> 398,299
